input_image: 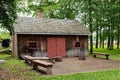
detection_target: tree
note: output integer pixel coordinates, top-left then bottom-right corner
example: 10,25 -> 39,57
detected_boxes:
17,0 -> 120,50
0,0 -> 17,35
79,0 -> 94,53
22,0 -> 78,19
88,0 -> 93,53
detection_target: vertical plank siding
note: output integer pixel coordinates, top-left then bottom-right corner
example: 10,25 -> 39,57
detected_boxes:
18,35 -> 47,58
66,36 -> 88,57
16,34 -> 88,58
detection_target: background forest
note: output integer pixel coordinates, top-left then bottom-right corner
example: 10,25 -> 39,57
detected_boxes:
0,0 -> 120,53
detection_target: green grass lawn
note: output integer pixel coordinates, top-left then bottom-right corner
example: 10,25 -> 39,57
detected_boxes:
0,47 -> 120,80
39,69 -> 120,80
93,48 -> 120,60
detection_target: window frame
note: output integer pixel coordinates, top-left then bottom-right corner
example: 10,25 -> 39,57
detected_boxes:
27,41 -> 39,51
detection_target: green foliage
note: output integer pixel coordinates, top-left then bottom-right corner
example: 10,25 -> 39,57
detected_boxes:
18,0 -> 79,19
0,54 -> 11,59
0,31 -> 11,41
16,0 -> 120,50
79,0 -> 120,50
0,0 -> 17,35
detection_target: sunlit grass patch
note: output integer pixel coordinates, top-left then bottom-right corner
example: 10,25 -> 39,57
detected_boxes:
93,48 -> 120,60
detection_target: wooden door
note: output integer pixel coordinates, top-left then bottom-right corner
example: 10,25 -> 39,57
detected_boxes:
56,37 -> 65,57
47,37 -> 57,58
47,37 -> 65,58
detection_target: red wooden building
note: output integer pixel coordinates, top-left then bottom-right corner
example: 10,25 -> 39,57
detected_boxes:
12,17 -> 90,58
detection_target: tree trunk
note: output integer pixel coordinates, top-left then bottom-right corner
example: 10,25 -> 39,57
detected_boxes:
89,0 -> 93,54
117,37 -> 119,49
96,22 -> 98,49
99,26 -> 102,48
107,26 -> 111,49
102,39 -> 104,48
90,23 -> 93,54
110,36 -> 114,50
111,36 -> 114,49
85,12 -> 87,27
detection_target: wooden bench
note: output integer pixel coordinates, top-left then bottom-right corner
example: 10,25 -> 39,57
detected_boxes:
24,56 -> 40,64
24,55 -> 63,63
24,56 -> 50,64
92,52 -> 110,60
31,60 -> 53,75
50,56 -> 62,62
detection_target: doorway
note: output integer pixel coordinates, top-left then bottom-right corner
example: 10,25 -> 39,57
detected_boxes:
47,37 -> 66,58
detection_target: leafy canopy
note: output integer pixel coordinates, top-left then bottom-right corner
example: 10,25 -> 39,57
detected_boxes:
0,0 -> 17,35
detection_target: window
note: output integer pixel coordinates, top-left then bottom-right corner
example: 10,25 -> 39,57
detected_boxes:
27,41 -> 38,50
75,42 -> 80,47
29,42 -> 37,48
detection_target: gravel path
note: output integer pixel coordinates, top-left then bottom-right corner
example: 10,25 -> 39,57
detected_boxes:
52,57 -> 120,75
1,57 -> 120,79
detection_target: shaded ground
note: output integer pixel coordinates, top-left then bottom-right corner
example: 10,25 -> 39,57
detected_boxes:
0,65 -> 37,80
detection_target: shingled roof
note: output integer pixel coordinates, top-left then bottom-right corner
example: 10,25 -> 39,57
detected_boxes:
14,17 -> 90,35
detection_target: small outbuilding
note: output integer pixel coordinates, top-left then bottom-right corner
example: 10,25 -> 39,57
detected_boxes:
12,16 -> 90,59
2,39 -> 10,48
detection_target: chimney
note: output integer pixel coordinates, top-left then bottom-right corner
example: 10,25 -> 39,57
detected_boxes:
38,10 -> 43,18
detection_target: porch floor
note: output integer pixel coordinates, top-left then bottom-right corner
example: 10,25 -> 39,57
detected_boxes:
51,57 -> 120,75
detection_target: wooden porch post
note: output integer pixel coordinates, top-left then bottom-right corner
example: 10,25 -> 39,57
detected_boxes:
12,33 -> 18,58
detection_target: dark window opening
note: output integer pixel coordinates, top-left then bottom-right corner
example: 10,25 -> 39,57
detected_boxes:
29,42 -> 37,48
27,41 -> 38,51
2,39 -> 10,48
75,42 -> 80,47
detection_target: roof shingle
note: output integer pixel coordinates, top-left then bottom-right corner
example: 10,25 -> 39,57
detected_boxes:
14,17 -> 90,35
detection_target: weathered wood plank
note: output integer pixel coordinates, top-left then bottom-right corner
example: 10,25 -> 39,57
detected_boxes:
32,60 -> 53,75
92,52 -> 109,60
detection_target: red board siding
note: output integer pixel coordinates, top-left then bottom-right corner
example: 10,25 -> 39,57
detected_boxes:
47,37 -> 57,58
56,37 -> 66,57
47,37 -> 66,58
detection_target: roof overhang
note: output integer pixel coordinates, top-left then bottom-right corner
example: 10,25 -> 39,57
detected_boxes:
15,32 -> 91,36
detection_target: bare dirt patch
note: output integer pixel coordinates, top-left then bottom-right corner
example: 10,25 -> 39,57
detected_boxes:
52,57 -> 120,75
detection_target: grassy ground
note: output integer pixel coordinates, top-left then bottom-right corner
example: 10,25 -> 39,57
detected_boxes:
93,47 -> 120,60
0,47 -> 120,80
39,69 -> 120,80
